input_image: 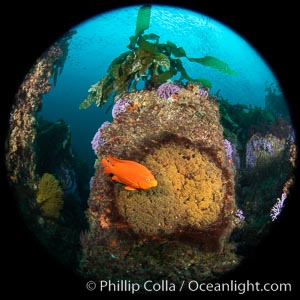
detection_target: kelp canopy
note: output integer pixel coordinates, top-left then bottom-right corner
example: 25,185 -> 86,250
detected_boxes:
79,5 -> 237,110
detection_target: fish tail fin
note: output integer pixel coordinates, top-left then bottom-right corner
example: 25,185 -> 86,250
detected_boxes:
101,157 -> 112,174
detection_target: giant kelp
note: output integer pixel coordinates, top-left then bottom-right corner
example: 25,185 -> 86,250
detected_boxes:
79,5 -> 237,109
264,81 -> 290,118
51,30 -> 77,87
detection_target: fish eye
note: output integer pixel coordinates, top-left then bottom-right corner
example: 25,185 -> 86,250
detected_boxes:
145,177 -> 151,182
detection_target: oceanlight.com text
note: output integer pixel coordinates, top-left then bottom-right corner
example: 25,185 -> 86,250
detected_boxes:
86,279 -> 292,294
187,280 -> 292,294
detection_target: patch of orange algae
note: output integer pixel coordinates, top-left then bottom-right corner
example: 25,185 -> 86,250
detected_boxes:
98,213 -> 111,228
127,102 -> 139,112
110,240 -> 117,246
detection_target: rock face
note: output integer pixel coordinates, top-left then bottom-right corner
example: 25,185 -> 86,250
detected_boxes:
6,44 -> 63,190
81,83 -> 237,281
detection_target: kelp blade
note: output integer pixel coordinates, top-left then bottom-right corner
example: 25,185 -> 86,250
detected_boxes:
188,56 -> 238,75
135,5 -> 152,36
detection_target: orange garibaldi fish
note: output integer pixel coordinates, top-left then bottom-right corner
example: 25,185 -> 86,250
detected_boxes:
101,155 -> 158,191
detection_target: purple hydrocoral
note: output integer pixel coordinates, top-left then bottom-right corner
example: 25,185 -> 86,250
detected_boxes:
270,192 -> 287,221
224,139 -> 240,169
224,139 -> 233,161
246,134 -> 283,169
91,121 -> 111,155
112,98 -> 131,118
235,209 -> 245,221
198,88 -> 209,98
89,176 -> 94,189
157,82 -> 180,100
286,130 -> 296,145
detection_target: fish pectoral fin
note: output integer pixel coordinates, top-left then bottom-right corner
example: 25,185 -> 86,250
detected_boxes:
112,175 -> 122,183
101,158 -> 112,174
124,186 -> 137,191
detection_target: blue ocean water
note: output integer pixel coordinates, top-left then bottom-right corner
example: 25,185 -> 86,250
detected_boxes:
41,5 -> 281,167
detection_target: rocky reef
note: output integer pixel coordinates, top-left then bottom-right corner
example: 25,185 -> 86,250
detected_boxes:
80,82 -> 238,282
5,30 -> 76,190
5,44 -> 62,189
5,31 -> 89,271
217,91 -> 297,254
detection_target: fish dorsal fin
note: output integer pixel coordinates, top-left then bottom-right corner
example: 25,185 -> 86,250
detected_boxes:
107,155 -> 122,165
108,155 -> 144,168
